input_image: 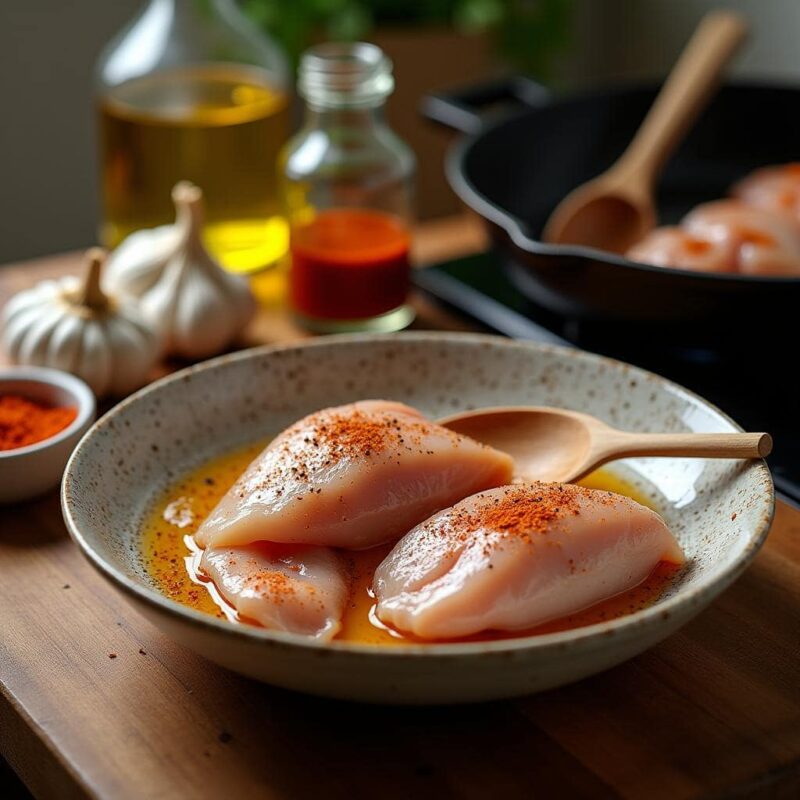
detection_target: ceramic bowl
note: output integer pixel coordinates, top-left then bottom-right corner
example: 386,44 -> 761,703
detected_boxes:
0,366 -> 95,504
61,334 -> 774,703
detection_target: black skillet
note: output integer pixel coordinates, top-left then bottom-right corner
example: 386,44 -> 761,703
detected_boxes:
423,77 -> 800,345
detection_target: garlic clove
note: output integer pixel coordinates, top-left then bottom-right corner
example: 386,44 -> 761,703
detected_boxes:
1,281 -> 63,355
78,320 -> 114,398
45,313 -> 85,374
175,272 -> 238,357
105,181 -> 256,360
104,225 -> 183,296
1,249 -> 163,399
143,252 -> 254,358
15,305 -> 68,365
104,315 -> 157,396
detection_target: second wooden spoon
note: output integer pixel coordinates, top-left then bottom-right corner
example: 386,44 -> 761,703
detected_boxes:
543,10 -> 747,253
440,405 -> 771,483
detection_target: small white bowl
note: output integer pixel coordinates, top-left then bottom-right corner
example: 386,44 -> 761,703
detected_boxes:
0,367 -> 95,504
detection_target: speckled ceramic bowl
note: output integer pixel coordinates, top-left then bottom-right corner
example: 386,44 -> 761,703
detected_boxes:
62,333 -> 774,704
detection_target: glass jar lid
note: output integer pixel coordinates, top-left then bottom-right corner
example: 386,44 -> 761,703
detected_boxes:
298,42 -> 394,109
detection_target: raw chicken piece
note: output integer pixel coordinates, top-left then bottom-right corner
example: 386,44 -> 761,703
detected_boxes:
683,200 -> 800,276
200,543 -> 347,640
195,400 -> 514,551
732,163 -> 800,227
374,483 -> 684,639
626,226 -> 735,272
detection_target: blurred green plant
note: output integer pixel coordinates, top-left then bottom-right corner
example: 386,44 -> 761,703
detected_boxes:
242,0 -> 573,77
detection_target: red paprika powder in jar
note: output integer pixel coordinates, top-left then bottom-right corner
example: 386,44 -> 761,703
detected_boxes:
282,43 -> 416,333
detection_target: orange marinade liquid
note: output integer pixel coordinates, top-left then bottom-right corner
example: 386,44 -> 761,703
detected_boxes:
140,443 -> 680,645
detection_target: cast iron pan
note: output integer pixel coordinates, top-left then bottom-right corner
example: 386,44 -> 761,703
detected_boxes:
423,77 -> 800,344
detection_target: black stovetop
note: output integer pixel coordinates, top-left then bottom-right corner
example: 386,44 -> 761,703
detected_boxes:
414,252 -> 799,505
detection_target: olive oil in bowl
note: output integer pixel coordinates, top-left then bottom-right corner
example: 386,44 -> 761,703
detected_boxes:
99,64 -> 290,276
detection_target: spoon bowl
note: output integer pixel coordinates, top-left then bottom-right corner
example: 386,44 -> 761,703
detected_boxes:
544,191 -> 655,254
440,405 -> 771,483
441,407 -> 593,483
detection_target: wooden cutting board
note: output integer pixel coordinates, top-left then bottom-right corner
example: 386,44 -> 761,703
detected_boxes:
1,216 -> 799,800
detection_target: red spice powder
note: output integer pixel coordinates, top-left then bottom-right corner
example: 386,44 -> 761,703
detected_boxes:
470,484 -> 582,543
272,406 -> 464,484
313,410 -> 400,458
0,394 -> 77,451
477,486 -> 578,535
308,408 -> 469,461
247,571 -> 297,603
432,483 -> 614,547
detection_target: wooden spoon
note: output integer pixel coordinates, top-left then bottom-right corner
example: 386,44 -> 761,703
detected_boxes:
543,10 -> 747,253
440,406 -> 771,483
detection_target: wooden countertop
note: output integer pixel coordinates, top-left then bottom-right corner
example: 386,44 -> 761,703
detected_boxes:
1,217 -> 799,800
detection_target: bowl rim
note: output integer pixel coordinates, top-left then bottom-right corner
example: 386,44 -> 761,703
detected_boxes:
61,332 -> 775,658
0,366 -> 96,459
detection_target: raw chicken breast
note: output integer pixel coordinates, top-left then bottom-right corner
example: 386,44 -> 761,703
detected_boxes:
374,483 -> 684,639
683,200 -> 800,276
200,543 -> 347,640
195,400 -> 514,551
626,226 -> 735,272
732,163 -> 800,227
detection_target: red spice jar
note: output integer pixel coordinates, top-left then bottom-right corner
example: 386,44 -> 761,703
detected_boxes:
282,43 -> 416,333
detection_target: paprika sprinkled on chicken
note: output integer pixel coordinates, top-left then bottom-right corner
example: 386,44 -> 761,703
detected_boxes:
374,482 -> 684,640
200,543 -> 347,640
194,400 -> 514,551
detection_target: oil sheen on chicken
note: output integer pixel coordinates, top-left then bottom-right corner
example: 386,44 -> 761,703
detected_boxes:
195,400 -> 514,551
374,483 -> 685,639
200,543 -> 347,640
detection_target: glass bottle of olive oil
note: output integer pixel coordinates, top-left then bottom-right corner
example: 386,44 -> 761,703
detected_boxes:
96,0 -> 290,283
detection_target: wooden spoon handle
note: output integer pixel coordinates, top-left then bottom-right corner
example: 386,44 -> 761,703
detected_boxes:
615,11 -> 747,186
599,431 -> 772,462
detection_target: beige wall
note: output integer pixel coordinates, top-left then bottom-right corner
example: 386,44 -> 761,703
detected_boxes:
1,0 -> 799,263
0,1 -> 140,262
566,0 -> 800,86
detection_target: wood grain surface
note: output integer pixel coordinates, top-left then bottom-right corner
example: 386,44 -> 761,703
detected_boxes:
1,217 -> 798,800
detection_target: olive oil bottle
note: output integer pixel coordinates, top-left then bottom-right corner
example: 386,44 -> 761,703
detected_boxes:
96,1 -> 290,280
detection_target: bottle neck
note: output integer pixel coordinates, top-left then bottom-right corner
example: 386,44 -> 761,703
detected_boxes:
157,0 -> 230,11
304,104 -> 386,131
149,0 -> 241,24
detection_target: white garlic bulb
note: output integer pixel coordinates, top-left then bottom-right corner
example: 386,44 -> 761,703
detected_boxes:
105,182 -> 256,359
1,249 -> 161,398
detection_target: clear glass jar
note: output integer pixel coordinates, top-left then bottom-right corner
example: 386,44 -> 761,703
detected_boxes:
95,0 -> 290,288
282,42 -> 416,333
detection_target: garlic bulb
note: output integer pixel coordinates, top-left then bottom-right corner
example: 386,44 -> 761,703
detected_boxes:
105,182 -> 256,359
1,249 -> 161,398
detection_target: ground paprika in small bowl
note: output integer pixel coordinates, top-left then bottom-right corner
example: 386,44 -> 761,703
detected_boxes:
0,367 -> 95,504
0,394 -> 78,451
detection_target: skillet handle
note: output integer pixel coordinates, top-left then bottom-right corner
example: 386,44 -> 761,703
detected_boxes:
421,76 -> 551,135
